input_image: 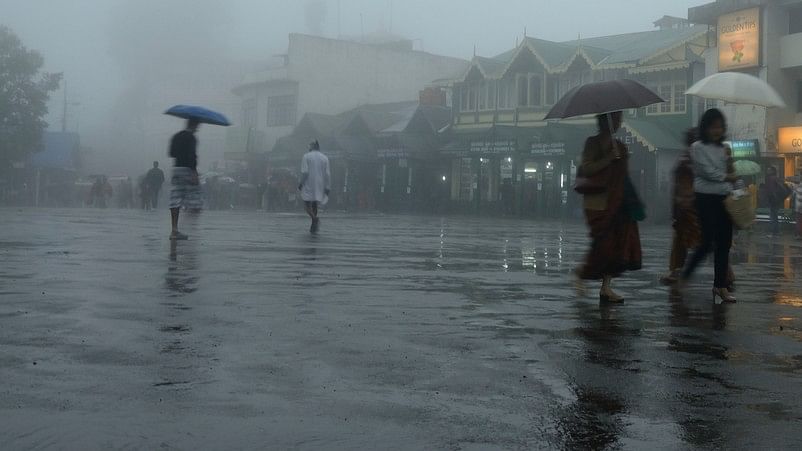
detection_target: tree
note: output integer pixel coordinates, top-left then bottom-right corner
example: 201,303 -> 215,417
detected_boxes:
0,25 -> 61,170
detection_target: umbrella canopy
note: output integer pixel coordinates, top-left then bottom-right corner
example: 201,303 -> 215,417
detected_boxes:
165,105 -> 231,126
733,159 -> 761,177
685,73 -> 785,108
544,79 -> 664,120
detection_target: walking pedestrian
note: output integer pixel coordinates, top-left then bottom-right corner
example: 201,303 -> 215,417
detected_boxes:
117,177 -> 134,208
575,112 -> 643,303
765,166 -> 790,236
679,109 -> 738,304
146,161 -> 165,209
660,128 -> 735,288
138,175 -> 151,210
91,176 -> 113,208
168,119 -> 202,240
298,140 -> 330,234
794,173 -> 802,238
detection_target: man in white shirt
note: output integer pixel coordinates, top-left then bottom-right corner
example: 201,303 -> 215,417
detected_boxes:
298,140 -> 331,233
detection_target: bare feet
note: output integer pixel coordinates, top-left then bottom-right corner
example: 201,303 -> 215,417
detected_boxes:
170,231 -> 189,241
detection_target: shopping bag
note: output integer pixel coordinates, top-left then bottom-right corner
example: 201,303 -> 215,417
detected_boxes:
725,189 -> 755,229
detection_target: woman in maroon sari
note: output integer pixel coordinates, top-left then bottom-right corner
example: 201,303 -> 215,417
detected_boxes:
576,112 -> 643,303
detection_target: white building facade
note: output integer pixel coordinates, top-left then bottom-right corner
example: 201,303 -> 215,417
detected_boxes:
228,34 -> 468,160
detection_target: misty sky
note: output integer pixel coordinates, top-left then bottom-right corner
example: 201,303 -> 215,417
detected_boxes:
2,0 -> 709,147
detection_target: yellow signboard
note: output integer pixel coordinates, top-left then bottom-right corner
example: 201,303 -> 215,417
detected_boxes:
779,127 -> 802,154
718,7 -> 760,71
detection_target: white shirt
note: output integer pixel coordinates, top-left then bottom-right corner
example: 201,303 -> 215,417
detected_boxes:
690,141 -> 731,196
300,150 -> 331,203
795,183 -> 802,213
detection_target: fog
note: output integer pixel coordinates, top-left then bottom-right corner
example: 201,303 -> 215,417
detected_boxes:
2,0 -> 707,175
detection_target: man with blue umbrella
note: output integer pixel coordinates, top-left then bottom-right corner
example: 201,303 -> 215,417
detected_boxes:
168,118 -> 202,240
164,105 -> 230,240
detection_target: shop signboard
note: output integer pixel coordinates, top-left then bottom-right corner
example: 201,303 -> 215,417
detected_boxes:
725,139 -> 759,159
470,139 -> 516,154
778,127 -> 802,154
530,142 -> 566,156
718,7 -> 760,71
377,147 -> 409,159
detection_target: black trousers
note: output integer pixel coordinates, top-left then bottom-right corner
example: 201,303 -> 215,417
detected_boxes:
769,205 -> 780,234
151,188 -> 160,209
683,193 -> 733,288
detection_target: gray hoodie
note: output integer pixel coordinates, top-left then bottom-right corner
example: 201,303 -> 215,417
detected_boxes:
690,141 -> 731,196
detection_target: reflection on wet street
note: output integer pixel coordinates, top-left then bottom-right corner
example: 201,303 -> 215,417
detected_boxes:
1,208 -> 801,449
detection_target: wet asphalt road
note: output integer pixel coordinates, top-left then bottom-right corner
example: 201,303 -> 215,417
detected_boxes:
1,208 -> 801,450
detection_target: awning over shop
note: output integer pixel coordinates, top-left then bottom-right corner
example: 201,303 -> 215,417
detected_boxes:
440,124 -> 547,157
441,123 -> 594,159
529,123 -> 595,159
622,118 -> 684,152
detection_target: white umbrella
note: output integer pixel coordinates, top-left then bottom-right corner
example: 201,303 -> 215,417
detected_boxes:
685,72 -> 785,108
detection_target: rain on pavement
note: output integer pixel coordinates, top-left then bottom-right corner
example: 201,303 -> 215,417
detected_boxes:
1,208 -> 802,449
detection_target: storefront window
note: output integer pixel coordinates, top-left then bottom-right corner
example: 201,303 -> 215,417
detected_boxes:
524,162 -> 538,179
479,158 -> 497,202
674,83 -> 686,113
468,84 -> 478,111
501,157 -> 513,181
460,158 -> 474,201
546,76 -> 558,105
499,79 -> 513,109
517,75 -> 529,106
645,72 -> 689,114
529,75 -> 542,106
659,85 -> 672,113
459,86 -> 469,112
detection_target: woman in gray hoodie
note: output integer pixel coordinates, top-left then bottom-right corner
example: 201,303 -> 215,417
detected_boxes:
680,109 -> 739,304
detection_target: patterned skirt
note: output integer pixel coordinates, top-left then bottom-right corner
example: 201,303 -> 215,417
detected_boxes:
169,167 -> 203,210
579,209 -> 642,280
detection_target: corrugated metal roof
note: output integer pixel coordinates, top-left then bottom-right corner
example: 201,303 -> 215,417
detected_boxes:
29,132 -> 80,170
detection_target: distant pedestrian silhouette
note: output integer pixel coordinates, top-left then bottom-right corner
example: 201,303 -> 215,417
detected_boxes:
298,140 -> 330,234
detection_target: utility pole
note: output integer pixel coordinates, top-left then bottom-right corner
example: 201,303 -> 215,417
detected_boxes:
61,77 -> 67,132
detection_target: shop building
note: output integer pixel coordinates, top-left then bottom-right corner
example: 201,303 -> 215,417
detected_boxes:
229,33 -> 468,171
270,100 -> 448,212
445,21 -> 713,219
689,0 -> 802,186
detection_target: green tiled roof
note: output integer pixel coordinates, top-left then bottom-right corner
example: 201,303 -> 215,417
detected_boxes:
523,37 -> 577,67
473,56 -> 508,78
461,25 -> 707,80
561,26 -> 706,64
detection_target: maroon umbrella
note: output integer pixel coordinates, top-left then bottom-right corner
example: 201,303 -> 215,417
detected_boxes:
544,79 -> 664,120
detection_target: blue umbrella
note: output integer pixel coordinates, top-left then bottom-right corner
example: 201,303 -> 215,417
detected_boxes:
165,105 -> 231,126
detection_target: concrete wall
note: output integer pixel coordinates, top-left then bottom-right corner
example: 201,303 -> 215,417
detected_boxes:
762,2 -> 799,152
286,34 -> 468,118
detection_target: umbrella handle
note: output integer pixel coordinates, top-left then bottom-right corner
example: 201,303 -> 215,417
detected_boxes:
607,113 -> 621,159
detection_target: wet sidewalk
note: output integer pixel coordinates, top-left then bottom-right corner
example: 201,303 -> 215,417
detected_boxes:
1,208 -> 801,449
